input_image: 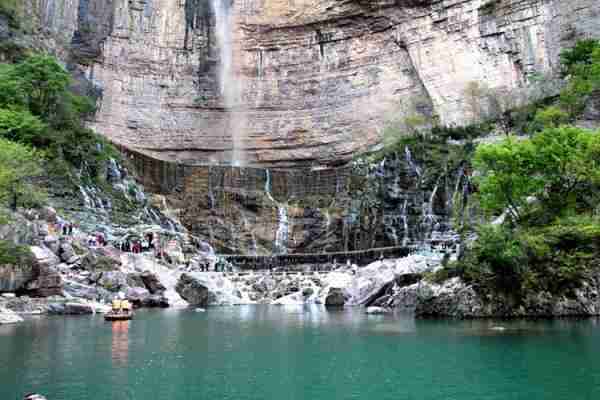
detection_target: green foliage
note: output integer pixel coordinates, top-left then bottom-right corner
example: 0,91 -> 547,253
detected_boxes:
0,0 -> 19,28
457,215 -> 600,297
473,136 -> 541,220
559,39 -> 600,77
558,44 -> 600,118
0,108 -> 46,145
0,138 -> 44,209
474,126 -> 600,222
0,54 -> 119,181
0,239 -> 32,266
9,54 -> 71,119
533,106 -> 570,128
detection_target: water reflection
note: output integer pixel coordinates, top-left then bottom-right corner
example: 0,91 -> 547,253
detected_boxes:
111,321 -> 129,366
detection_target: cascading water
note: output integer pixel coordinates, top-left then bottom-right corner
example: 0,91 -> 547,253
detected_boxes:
401,199 -> 409,246
275,206 -> 289,254
211,0 -> 245,166
264,170 -> 289,254
404,146 -> 422,179
265,169 -> 275,202
421,184 -> 439,240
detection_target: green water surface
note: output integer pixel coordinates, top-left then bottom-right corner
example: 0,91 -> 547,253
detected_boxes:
1,306 -> 600,399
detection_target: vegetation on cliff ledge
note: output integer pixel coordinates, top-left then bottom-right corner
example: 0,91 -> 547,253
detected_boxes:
432,39 -> 600,299
0,54 -> 118,210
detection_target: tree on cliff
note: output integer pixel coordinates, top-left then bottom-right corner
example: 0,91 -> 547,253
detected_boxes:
0,54 -> 118,178
474,126 -> 600,223
0,138 -> 44,210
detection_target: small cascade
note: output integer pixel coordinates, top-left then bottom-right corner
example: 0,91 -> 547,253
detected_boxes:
401,199 -> 409,246
324,210 -> 332,231
275,205 -> 289,254
79,186 -> 109,210
404,146 -> 422,178
79,186 -> 93,209
264,169 -> 289,254
388,226 -> 399,246
421,184 -> 439,239
264,169 -> 275,202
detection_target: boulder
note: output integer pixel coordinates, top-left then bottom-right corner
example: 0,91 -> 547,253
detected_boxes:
25,268 -> 63,297
80,248 -> 121,271
141,271 -> 166,294
26,246 -> 62,297
1,296 -> 47,314
58,242 -> 75,262
175,273 -> 211,306
140,294 -> 169,308
365,306 -> 390,315
0,306 -> 23,324
47,302 -> 94,315
63,280 -> 112,302
43,236 -> 60,255
30,246 -> 60,269
325,288 -> 347,307
126,273 -> 146,288
125,287 -> 151,305
0,263 -> 36,293
39,206 -> 58,223
97,271 -> 129,292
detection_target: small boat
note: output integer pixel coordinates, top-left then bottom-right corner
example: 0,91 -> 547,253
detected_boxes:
105,300 -> 134,321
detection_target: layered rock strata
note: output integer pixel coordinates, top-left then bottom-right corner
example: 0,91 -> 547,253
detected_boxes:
15,0 -> 600,167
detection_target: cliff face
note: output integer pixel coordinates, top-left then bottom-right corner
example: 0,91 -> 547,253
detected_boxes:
19,0 -> 600,167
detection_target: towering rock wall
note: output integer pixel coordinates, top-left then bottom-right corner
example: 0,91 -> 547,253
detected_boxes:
19,0 -> 600,168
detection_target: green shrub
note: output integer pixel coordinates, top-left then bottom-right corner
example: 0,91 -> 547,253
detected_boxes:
559,39 -> 600,77
0,239 -> 32,265
0,54 -> 120,181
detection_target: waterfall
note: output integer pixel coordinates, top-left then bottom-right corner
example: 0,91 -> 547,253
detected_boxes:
265,169 -> 289,254
426,184 -> 438,221
275,205 -> 289,254
404,146 -> 421,178
421,185 -> 439,241
401,199 -> 409,246
265,169 -> 275,202
79,186 -> 93,209
212,0 -> 233,98
211,0 -> 245,166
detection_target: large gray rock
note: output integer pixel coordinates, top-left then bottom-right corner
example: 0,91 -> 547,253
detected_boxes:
126,273 -> 145,288
125,287 -> 150,304
0,263 -> 36,293
175,273 -> 211,306
43,236 -> 60,255
0,306 -> 23,324
63,280 -> 112,302
25,246 -> 63,297
97,271 -> 128,292
30,246 -> 60,269
81,248 -> 121,271
140,294 -> 169,308
1,296 -> 47,315
391,274 -> 600,318
58,242 -> 75,262
325,288 -> 347,307
48,302 -> 94,315
141,271 -> 166,294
